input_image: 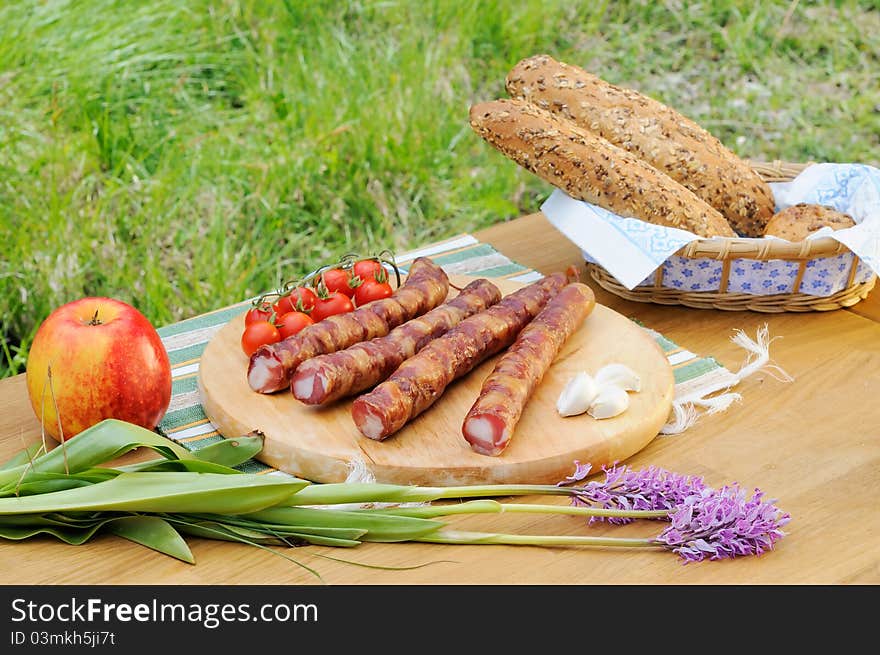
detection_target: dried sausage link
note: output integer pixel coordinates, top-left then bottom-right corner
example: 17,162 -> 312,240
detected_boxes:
292,278 -> 502,405
351,272 -> 568,441
462,283 -> 596,456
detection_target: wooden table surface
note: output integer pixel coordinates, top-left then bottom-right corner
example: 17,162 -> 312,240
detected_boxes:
1,212 -> 878,585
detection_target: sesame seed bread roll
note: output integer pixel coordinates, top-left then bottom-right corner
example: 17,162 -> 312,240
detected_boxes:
506,54 -> 775,237
469,98 -> 737,238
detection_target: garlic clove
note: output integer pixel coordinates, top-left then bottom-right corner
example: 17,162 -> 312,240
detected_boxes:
595,363 -> 641,393
588,384 -> 630,420
556,372 -> 599,417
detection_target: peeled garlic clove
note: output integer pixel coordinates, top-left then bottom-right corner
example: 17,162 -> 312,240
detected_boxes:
556,372 -> 599,417
588,385 -> 630,420
595,363 -> 641,393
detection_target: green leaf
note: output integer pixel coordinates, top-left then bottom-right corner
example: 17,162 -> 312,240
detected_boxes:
0,513 -> 104,528
174,519 -> 362,549
244,506 -> 443,542
2,469 -> 120,496
0,513 -> 194,563
188,435 -> 264,467
118,459 -> 248,475
11,479 -> 96,495
0,419 -> 192,493
0,472 -> 309,515
0,442 -> 44,471
167,518 -> 325,579
119,436 -> 266,474
172,519 -> 293,545
105,515 -> 194,564
0,521 -> 105,545
276,532 -> 362,548
194,514 -> 368,542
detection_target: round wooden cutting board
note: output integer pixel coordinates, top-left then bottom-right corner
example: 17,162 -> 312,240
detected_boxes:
198,276 -> 674,486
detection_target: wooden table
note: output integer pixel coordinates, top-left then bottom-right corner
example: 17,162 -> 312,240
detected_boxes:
1,213 -> 878,584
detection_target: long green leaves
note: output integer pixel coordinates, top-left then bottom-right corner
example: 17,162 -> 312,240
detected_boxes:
244,507 -> 443,543
0,418 -> 679,574
0,513 -> 196,563
0,472 -> 308,515
0,419 -> 192,493
0,421 -> 265,496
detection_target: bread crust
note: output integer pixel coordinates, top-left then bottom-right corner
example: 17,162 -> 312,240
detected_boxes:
506,54 -> 775,237
469,98 -> 737,238
764,203 -> 856,241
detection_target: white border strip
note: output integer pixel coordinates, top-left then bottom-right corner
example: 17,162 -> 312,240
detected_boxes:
667,350 -> 697,366
169,422 -> 219,440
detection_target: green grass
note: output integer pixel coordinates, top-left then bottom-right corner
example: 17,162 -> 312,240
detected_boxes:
2,0 -> 878,378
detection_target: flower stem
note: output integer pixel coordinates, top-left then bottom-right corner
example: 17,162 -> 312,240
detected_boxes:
417,529 -> 657,549
368,499 -> 670,520
288,483 -> 571,507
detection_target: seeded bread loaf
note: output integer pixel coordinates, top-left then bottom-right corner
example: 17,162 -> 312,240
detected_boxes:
506,54 -> 775,237
764,203 -> 856,241
469,98 -> 737,238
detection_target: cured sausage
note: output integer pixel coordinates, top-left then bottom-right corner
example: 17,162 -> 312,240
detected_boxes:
247,257 -> 449,393
292,278 -> 502,405
351,272 -> 568,441
461,282 -> 596,456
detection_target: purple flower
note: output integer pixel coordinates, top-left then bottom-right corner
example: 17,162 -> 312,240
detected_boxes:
559,462 -> 708,525
653,485 -> 790,563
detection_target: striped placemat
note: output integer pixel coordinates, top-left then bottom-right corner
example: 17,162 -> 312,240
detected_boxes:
156,234 -> 732,475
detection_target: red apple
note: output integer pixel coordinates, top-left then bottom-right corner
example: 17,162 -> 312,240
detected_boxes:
25,297 -> 172,442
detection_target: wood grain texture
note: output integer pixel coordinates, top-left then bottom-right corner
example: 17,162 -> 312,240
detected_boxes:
198,276 -> 674,485
1,213 -> 878,584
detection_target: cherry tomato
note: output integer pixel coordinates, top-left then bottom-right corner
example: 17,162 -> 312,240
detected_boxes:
354,278 -> 393,306
244,305 -> 272,326
311,291 -> 355,322
274,287 -> 318,316
321,268 -> 357,297
241,321 -> 281,357
352,259 -> 383,282
276,311 -> 314,340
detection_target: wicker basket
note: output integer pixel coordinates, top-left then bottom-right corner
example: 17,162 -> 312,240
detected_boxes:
585,160 -> 877,313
